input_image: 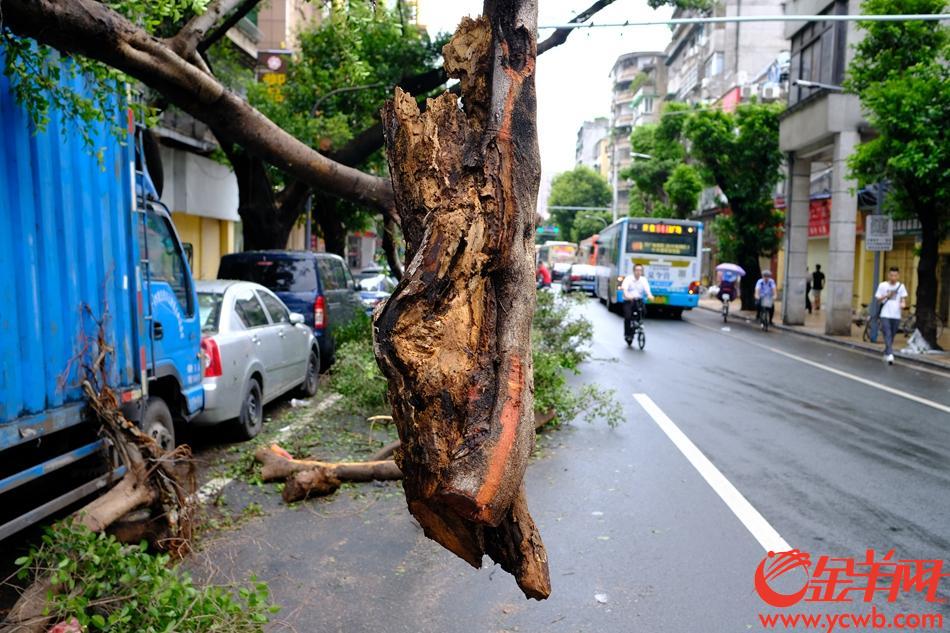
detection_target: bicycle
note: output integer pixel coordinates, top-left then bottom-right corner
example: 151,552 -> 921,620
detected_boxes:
624,300 -> 647,350
899,305 -> 945,339
721,292 -> 731,323
757,295 -> 774,332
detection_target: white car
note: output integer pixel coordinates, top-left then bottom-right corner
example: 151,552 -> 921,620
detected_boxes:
194,280 -> 319,440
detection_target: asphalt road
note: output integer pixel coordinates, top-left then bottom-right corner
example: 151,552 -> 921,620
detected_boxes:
191,296 -> 950,633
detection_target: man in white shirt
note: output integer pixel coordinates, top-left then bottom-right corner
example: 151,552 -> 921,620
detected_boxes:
875,266 -> 908,365
621,264 -> 654,340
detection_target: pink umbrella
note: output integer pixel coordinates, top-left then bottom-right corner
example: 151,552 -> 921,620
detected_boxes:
716,263 -> 746,276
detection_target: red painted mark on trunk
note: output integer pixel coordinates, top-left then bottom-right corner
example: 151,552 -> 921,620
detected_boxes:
474,355 -> 523,519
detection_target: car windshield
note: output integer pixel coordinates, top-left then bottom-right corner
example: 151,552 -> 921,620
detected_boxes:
359,275 -> 394,292
198,292 -> 223,333
218,256 -> 316,293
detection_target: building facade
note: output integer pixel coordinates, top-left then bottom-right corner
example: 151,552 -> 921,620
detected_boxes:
608,51 -> 666,218
575,117 -> 610,173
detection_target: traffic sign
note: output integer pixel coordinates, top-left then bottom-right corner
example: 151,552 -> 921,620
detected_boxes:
865,215 -> 893,252
536,225 -> 560,235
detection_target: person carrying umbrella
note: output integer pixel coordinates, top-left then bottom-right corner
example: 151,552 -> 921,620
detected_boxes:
716,263 -> 745,305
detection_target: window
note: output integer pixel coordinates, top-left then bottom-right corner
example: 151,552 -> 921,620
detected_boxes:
218,256 -> 316,293
317,258 -> 339,290
140,210 -> 193,315
198,293 -> 223,333
332,260 -> 349,289
704,52 -> 724,78
232,287 -> 269,328
642,97 -> 654,114
258,291 -> 290,324
788,0 -> 847,106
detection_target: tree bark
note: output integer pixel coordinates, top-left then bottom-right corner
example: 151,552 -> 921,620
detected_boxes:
915,215 -> 943,349
376,2 -> 550,600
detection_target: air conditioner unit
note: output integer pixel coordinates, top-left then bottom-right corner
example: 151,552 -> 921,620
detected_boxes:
700,77 -> 711,88
762,86 -> 781,100
740,85 -> 758,100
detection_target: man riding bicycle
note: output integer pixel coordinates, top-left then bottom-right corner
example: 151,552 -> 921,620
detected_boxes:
754,269 -> 777,326
622,264 -> 654,340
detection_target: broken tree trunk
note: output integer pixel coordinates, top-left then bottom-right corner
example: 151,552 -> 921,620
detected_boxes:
376,1 -> 550,599
253,445 -> 402,503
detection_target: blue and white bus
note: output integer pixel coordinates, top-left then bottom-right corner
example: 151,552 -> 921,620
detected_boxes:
594,217 -> 703,317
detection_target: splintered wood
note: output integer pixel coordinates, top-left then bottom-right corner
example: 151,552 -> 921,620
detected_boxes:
377,2 -> 550,600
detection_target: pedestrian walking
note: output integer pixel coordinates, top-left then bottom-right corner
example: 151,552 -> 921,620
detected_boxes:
874,266 -> 908,365
536,261 -> 551,289
805,267 -> 812,314
811,264 -> 825,311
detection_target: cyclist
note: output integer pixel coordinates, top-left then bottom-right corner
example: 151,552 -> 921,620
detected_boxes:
754,270 -> 777,326
718,270 -> 739,303
622,264 -> 654,340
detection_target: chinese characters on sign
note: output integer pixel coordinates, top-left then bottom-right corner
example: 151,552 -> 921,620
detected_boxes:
866,215 -> 894,252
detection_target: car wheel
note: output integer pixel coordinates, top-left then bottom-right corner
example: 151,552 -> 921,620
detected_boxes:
234,379 -> 263,441
297,349 -> 319,397
141,398 -> 175,452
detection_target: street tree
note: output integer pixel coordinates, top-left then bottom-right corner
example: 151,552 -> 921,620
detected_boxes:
573,210 -> 614,242
622,102 -> 702,218
845,0 -> 949,348
547,165 -> 612,240
684,102 -> 784,310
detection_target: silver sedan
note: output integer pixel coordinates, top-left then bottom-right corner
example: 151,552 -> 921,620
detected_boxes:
194,280 -> 319,440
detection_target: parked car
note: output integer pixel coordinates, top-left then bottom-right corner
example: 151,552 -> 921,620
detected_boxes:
217,251 -> 362,369
358,274 -> 397,314
356,265 -> 384,282
552,261 -> 573,282
194,281 -> 319,440
564,264 -> 597,295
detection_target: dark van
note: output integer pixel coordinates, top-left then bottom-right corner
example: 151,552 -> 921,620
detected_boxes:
218,251 -> 362,369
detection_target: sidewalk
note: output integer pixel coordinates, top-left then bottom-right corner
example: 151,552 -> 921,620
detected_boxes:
697,297 -> 950,372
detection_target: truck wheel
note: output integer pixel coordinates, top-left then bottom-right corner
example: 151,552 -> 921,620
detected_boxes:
234,379 -> 263,441
297,349 -> 319,398
142,398 -> 175,452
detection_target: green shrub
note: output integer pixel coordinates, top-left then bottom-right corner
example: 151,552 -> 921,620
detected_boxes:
531,291 -> 622,428
333,310 -> 373,347
15,521 -> 278,632
329,338 -> 389,414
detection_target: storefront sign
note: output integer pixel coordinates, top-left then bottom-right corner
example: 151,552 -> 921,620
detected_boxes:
866,215 -> 893,251
808,198 -> 831,238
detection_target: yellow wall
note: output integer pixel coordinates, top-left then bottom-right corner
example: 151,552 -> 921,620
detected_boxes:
171,212 -> 237,280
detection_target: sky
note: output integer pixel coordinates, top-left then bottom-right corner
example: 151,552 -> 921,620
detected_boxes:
416,0 -> 675,213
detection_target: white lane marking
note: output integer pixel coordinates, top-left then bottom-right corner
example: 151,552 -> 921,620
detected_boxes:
195,393 -> 343,505
195,477 -> 232,504
273,393 -> 342,444
634,393 -> 790,553
690,319 -> 950,415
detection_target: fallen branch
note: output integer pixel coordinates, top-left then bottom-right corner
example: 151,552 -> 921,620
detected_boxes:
253,445 -> 402,502
370,440 -> 402,461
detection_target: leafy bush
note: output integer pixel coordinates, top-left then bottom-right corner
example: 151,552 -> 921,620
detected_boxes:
333,310 -> 373,348
329,338 -> 389,414
532,290 -> 622,428
15,521 -> 278,632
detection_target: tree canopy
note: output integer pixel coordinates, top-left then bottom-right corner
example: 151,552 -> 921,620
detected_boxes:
845,0 -> 949,346
547,165 -> 612,242
622,102 -> 702,218
683,102 -> 784,309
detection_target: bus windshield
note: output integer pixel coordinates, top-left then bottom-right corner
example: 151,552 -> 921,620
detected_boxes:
626,222 -> 698,257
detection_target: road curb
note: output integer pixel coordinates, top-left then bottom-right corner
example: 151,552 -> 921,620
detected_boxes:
695,304 -> 950,374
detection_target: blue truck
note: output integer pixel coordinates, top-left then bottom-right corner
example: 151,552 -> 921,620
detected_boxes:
0,54 -> 203,540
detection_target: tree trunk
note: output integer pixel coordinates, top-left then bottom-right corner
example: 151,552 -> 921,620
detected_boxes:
737,220 -> 762,312
315,196 -> 348,256
376,2 -> 550,600
915,216 -> 943,349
